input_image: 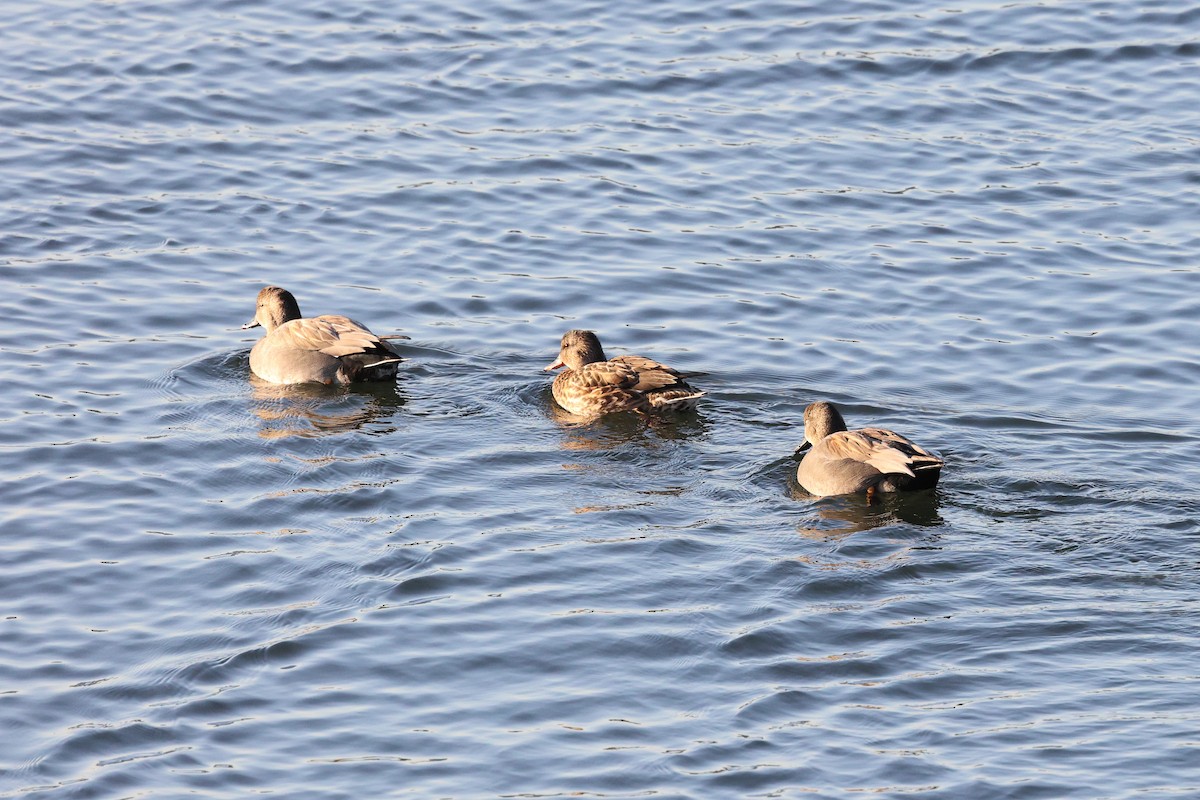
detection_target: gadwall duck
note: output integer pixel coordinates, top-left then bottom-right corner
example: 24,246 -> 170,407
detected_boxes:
242,286 -> 404,385
543,329 -> 704,417
796,401 -> 944,500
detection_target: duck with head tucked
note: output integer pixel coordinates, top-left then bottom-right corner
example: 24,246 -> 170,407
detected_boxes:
544,329 -> 704,418
796,401 -> 944,501
242,286 -> 405,385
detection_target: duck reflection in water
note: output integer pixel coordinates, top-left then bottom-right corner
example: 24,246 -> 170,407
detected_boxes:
248,376 -> 406,439
546,391 -> 709,452
790,483 -> 945,537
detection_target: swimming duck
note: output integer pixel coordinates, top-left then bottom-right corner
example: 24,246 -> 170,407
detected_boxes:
242,286 -> 404,385
796,401 -> 943,500
544,329 -> 704,417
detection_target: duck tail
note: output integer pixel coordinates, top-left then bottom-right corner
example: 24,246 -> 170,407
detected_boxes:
354,356 -> 403,378
656,391 -> 706,409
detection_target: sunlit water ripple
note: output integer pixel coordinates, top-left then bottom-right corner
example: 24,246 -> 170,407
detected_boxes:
2,0 -> 1198,797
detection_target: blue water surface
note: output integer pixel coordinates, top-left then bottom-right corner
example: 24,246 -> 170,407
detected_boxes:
2,0 -> 1199,797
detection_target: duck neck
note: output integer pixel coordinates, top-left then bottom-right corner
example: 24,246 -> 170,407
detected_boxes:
805,402 -> 848,442
569,341 -> 605,369
262,290 -> 302,333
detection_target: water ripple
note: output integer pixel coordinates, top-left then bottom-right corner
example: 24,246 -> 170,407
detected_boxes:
3,0 -> 1200,797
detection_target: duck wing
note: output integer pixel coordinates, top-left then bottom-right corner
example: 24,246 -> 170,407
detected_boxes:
822,430 -> 917,478
859,427 -> 944,469
573,360 -> 641,389
610,354 -> 689,392
278,315 -> 400,360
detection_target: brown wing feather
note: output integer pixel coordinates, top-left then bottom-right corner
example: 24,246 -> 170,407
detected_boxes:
822,431 -> 881,461
631,369 -> 687,392
574,361 -> 640,389
279,315 -> 398,360
858,427 -> 941,462
610,354 -> 692,392
823,430 -> 916,477
611,354 -> 681,376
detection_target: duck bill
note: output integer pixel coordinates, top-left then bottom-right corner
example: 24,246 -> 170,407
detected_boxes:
543,358 -> 565,372
242,318 -> 261,330
795,440 -> 813,454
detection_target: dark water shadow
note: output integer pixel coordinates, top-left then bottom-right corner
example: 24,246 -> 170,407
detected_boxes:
541,386 -> 710,452
159,348 -> 408,439
783,461 -> 945,536
795,491 -> 945,538
247,375 -> 407,439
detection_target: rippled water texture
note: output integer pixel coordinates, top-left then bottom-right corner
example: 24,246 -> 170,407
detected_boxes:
3,0 -> 1199,797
